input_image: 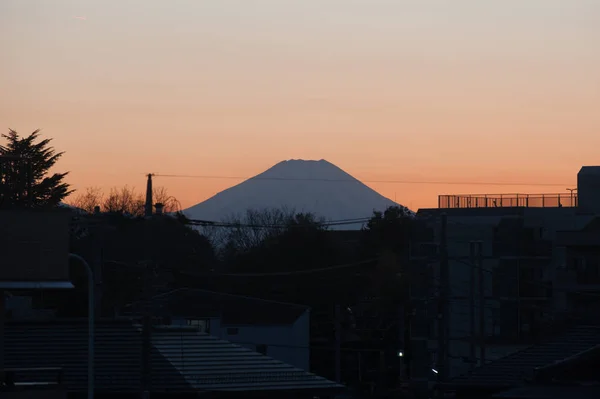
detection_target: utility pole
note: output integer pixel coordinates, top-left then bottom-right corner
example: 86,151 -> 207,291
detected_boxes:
407,236 -> 438,399
477,241 -> 486,366
0,288 -> 4,375
469,241 -> 476,370
141,270 -> 152,399
144,174 -> 153,217
334,304 -> 341,383
437,214 -> 449,398
403,243 -> 412,382
142,172 -> 155,397
90,208 -> 104,316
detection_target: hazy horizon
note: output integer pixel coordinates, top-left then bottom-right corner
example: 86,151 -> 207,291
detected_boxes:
2,0 -> 599,210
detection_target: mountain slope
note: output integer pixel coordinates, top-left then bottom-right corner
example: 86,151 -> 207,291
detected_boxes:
183,159 -> 405,228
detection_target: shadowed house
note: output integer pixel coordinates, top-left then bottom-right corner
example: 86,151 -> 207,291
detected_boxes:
4,319 -> 345,398
445,324 -> 600,399
0,209 -> 74,397
120,288 -> 312,372
492,343 -> 600,399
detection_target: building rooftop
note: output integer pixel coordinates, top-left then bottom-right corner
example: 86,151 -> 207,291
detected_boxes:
4,320 -> 343,394
578,166 -> 600,176
438,193 -> 578,209
448,324 -> 600,389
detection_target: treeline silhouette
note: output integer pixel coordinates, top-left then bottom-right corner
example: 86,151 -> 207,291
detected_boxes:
2,129 -> 428,394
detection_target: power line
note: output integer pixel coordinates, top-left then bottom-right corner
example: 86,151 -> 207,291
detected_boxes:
104,258 -> 379,278
186,211 -> 492,230
153,173 -> 572,187
179,258 -> 379,277
411,252 -> 600,299
186,217 -> 372,229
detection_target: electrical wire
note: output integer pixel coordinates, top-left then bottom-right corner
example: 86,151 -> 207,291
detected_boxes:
410,253 -> 600,299
186,217 -> 372,229
152,173 -> 572,187
179,258 -> 379,277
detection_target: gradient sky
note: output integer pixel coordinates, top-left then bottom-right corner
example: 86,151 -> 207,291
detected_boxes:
2,0 -> 599,211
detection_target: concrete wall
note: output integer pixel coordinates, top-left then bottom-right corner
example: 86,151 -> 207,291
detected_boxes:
214,311 -> 310,371
577,167 -> 600,214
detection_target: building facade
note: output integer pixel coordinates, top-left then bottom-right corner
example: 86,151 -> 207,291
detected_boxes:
413,166 -> 600,382
171,310 -> 310,371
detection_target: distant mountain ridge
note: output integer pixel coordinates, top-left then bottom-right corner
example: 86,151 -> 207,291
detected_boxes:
183,159 -> 408,229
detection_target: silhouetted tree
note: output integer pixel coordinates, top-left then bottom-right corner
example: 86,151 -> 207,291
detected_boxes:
0,129 -> 72,208
214,209 -> 368,306
212,207 -> 297,254
101,214 -> 215,269
61,211 -> 216,317
102,186 -> 145,216
67,186 -> 104,213
342,206 -> 420,358
152,186 -> 181,213
68,185 -> 179,215
362,205 -> 415,255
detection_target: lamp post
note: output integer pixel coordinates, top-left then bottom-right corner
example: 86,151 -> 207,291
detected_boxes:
69,253 -> 95,399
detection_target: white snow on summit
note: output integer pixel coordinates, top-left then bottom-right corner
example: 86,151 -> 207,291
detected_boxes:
183,159 -> 407,229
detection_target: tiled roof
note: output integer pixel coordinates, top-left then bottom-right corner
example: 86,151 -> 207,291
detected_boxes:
121,288 -> 309,325
152,327 -> 344,392
4,320 -> 343,394
450,325 -> 600,388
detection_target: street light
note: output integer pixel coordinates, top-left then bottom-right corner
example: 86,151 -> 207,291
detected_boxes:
566,188 -> 577,207
69,253 -> 95,399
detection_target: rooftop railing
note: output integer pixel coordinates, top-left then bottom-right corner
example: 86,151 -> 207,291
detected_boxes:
438,193 -> 578,209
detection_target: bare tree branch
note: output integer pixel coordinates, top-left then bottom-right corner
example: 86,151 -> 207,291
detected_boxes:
66,186 -> 104,213
69,185 -> 181,217
220,207 -> 297,254
153,186 -> 181,213
103,186 -> 144,216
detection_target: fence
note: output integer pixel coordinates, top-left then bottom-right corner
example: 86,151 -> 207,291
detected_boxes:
438,193 -> 578,209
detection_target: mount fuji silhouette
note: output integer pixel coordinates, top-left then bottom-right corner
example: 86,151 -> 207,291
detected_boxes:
183,159 -> 406,229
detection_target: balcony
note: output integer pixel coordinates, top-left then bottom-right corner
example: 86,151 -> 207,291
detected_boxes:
438,193 -> 578,209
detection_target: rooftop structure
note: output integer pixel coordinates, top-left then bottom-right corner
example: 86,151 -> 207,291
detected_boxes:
438,193 -> 577,209
437,166 -> 600,212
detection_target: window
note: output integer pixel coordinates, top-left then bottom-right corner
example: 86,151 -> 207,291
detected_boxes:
186,319 -> 209,333
256,344 -> 267,355
227,327 -> 239,335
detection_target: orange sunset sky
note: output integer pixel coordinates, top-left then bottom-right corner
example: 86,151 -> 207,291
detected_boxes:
2,0 -> 599,211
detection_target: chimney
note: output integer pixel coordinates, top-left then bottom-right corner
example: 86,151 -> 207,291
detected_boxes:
154,203 -> 164,215
94,206 -> 101,215
144,174 -> 153,217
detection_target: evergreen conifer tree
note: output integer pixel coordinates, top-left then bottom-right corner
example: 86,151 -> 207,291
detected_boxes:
0,129 -> 72,208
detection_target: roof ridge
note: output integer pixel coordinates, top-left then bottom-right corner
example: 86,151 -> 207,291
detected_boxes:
451,324 -> 600,382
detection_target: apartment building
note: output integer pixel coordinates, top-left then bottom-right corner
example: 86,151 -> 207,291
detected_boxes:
414,166 -> 600,379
